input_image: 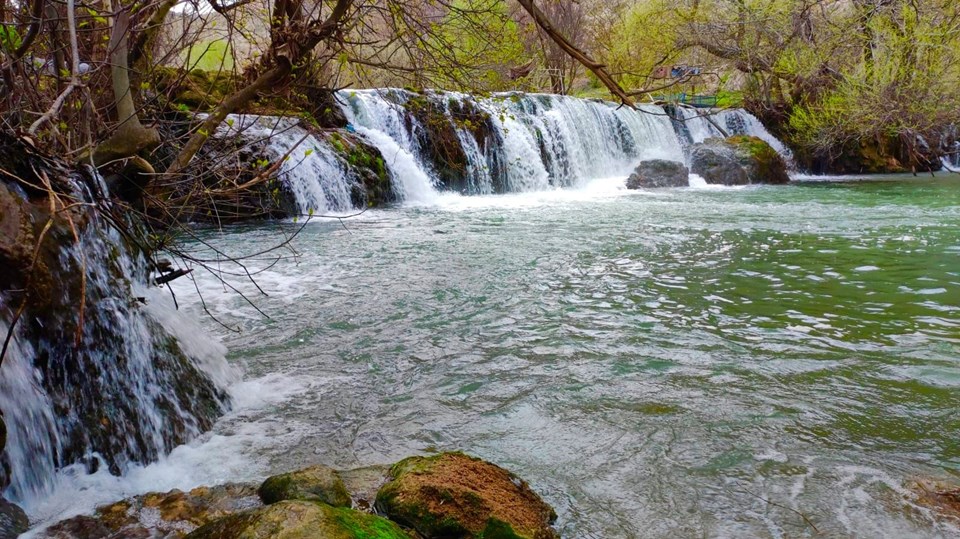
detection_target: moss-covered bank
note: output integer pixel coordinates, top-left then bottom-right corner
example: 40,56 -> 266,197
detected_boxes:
38,453 -> 559,539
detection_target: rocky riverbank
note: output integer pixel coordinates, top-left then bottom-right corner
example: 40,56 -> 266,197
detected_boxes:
38,452 -> 560,539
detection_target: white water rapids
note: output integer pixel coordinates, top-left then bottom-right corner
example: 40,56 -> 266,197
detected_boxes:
209,90 -> 794,214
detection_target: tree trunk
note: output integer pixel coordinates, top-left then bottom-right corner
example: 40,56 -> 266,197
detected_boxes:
165,0 -> 354,175
91,8 -> 160,167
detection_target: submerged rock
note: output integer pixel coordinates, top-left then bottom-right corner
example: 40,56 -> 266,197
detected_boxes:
375,452 -> 559,539
626,160 -> 689,189
690,136 -> 790,185
258,465 -> 352,507
910,478 -> 960,520
0,497 -> 28,539
185,500 -> 410,539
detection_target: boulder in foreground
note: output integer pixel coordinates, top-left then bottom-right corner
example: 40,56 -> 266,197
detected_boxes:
0,497 -> 28,539
258,464 -> 352,507
39,483 -> 260,538
376,452 -> 559,539
185,500 -> 410,539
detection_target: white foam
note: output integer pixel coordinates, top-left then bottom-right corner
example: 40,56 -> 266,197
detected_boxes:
355,126 -> 440,205
20,370 -> 313,536
405,175 -> 639,212
687,173 -> 750,190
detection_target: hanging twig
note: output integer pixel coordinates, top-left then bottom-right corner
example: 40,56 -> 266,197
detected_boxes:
27,0 -> 83,135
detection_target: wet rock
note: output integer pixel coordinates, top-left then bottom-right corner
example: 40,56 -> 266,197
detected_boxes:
911,478 -> 960,519
690,136 -> 789,185
0,498 -> 28,539
40,483 -> 260,539
185,500 -> 411,539
0,413 -> 7,491
375,452 -> 559,539
689,140 -> 749,185
338,464 -> 391,512
324,131 -> 393,208
626,160 -> 689,189
258,465 -> 352,507
0,132 -> 229,485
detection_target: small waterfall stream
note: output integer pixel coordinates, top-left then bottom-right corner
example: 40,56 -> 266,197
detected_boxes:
672,106 -> 793,160
941,125 -> 960,172
213,115 -> 360,214
0,166 -> 234,508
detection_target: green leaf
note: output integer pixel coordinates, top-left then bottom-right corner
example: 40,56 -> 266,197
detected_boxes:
0,24 -> 22,53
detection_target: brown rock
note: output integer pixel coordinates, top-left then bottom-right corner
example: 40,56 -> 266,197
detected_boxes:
375,452 -> 559,539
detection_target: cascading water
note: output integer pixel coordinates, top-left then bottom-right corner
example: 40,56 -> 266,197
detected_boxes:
0,315 -> 59,502
336,89 -> 684,198
228,91 -> 795,211
672,106 -> 793,160
0,155 -> 234,511
213,115 -> 362,214
941,125 -> 960,172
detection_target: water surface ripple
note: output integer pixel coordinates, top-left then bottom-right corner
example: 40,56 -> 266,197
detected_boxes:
179,177 -> 960,538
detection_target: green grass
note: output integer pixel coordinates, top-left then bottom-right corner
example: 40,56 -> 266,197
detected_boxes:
183,40 -> 234,72
715,90 -> 744,108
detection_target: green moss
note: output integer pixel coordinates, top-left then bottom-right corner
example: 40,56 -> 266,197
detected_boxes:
257,465 -> 351,508
330,506 -> 411,539
726,135 -> 790,184
478,518 -> 523,539
728,135 -> 777,162
258,476 -> 293,503
186,501 -> 410,539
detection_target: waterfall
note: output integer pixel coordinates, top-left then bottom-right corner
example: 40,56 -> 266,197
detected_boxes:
0,164 -> 233,507
238,90 -> 793,208
672,107 -> 793,161
941,125 -> 960,172
336,89 -> 684,198
214,115 -> 361,215
0,315 -> 59,502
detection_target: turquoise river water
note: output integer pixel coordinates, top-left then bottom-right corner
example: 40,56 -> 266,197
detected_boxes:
32,175 -> 960,538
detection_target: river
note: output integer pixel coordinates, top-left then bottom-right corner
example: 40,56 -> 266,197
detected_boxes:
26,174 -> 960,538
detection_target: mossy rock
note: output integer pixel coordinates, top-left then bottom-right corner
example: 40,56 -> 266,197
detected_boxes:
726,135 -> 790,184
375,452 -> 559,539
259,465 -> 352,507
690,136 -> 789,185
39,483 -> 261,538
0,497 -> 28,539
185,500 -> 411,539
325,131 -> 394,208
